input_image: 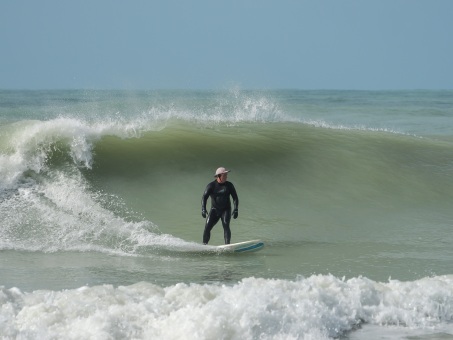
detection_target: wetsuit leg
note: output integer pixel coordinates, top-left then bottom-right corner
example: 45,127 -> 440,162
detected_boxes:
203,209 -> 220,244
221,209 -> 232,244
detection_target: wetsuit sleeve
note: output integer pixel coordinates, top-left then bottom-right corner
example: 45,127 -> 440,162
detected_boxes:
201,182 -> 213,211
230,182 -> 239,211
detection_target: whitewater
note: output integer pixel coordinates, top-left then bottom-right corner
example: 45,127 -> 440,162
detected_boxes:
1,89 -> 453,339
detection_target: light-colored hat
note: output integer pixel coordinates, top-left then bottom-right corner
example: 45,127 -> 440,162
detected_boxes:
215,167 -> 230,176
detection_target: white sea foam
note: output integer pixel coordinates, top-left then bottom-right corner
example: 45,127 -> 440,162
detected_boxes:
0,116 -> 158,191
0,117 -> 171,254
0,164 -> 198,254
1,275 -> 453,340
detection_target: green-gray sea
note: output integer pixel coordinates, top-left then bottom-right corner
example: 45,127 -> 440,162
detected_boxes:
1,89 -> 453,339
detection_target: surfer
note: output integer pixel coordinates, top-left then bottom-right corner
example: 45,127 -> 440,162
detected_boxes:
201,167 -> 239,245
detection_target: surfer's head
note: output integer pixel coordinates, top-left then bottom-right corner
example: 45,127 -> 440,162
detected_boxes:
214,167 -> 230,177
215,167 -> 230,183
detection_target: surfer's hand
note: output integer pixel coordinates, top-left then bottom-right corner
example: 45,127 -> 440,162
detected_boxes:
202,210 -> 207,218
233,210 -> 238,219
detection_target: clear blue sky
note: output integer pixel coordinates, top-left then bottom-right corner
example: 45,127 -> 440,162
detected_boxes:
1,1 -> 452,90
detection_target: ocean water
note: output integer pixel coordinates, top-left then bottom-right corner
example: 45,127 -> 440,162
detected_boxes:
1,89 -> 453,339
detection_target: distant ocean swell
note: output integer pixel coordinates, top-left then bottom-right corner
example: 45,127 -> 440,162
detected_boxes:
2,275 -> 453,339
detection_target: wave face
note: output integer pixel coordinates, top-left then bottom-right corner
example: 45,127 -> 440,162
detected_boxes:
1,89 -> 453,339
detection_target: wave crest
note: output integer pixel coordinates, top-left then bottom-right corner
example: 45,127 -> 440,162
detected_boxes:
0,117 -> 153,191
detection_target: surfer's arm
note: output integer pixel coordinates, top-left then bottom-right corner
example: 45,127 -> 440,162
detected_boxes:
201,183 -> 213,217
229,183 -> 239,213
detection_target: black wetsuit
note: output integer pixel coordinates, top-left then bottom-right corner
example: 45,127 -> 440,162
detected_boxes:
201,180 -> 239,244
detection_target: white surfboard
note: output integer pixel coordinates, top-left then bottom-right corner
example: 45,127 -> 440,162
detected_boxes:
215,239 -> 264,253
